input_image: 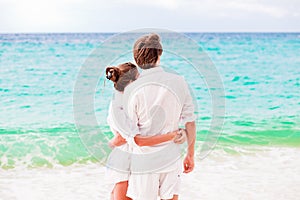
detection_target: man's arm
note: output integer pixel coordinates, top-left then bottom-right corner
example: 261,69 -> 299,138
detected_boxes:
183,121 -> 196,173
110,129 -> 185,147
179,77 -> 197,173
134,131 -> 178,146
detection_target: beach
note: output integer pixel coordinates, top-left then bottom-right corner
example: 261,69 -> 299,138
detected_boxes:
1,146 -> 300,200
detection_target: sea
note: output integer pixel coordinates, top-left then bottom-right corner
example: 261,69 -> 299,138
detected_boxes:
0,32 -> 299,199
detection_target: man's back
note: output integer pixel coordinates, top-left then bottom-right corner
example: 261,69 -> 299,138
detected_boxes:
124,66 -> 195,154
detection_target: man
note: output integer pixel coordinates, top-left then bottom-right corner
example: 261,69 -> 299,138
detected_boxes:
124,33 -> 196,200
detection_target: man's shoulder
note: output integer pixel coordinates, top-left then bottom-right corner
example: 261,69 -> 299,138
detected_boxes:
162,70 -> 185,81
123,77 -> 144,97
124,69 -> 187,94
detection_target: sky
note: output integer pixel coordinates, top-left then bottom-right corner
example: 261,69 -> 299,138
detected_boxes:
0,0 -> 299,32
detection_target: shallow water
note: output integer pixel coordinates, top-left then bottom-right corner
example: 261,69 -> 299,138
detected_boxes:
0,33 -> 300,169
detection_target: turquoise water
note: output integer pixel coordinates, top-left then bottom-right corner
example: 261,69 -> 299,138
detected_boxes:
0,33 -> 300,169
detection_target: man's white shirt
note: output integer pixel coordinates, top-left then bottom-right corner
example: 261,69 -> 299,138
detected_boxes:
123,66 -> 196,173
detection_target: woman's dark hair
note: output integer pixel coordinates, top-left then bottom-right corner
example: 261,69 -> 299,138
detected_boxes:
106,62 -> 139,92
133,33 -> 163,69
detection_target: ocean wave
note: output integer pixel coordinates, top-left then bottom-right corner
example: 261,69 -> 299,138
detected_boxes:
0,124 -> 299,169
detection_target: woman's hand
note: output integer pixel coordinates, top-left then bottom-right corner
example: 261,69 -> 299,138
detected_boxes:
108,140 -> 116,149
173,129 -> 187,144
108,133 -> 127,148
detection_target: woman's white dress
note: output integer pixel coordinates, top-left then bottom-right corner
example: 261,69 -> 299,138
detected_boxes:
105,91 -> 138,191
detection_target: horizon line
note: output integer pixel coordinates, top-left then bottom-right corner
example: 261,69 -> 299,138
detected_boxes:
0,31 -> 300,34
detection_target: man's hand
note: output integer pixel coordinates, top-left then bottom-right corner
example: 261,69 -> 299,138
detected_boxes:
183,155 -> 194,173
183,121 -> 196,173
173,129 -> 187,144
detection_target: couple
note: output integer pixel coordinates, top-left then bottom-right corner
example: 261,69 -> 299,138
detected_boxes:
105,33 -> 196,200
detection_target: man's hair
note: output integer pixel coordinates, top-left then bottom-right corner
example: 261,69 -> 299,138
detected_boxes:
133,33 -> 163,69
106,62 -> 139,92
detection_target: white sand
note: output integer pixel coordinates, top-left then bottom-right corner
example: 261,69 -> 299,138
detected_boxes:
1,147 -> 299,200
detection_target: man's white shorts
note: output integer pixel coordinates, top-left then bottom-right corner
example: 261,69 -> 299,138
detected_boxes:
127,163 -> 182,200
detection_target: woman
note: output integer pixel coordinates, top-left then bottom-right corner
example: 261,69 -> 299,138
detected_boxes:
105,62 -> 186,200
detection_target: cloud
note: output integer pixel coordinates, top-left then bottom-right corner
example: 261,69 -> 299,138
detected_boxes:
114,0 -> 181,10
171,0 -> 296,18
0,0 -> 299,32
227,0 -> 288,18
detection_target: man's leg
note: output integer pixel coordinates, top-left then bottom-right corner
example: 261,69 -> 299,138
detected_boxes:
159,162 -> 181,200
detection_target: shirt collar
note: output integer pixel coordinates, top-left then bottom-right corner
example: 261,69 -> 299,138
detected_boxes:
139,66 -> 164,77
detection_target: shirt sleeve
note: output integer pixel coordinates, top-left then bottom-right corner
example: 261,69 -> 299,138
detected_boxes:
106,102 -> 116,134
180,79 -> 197,124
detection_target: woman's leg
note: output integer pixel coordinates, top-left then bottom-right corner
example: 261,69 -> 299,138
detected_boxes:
161,195 -> 179,200
111,189 -> 114,200
113,181 -> 132,200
